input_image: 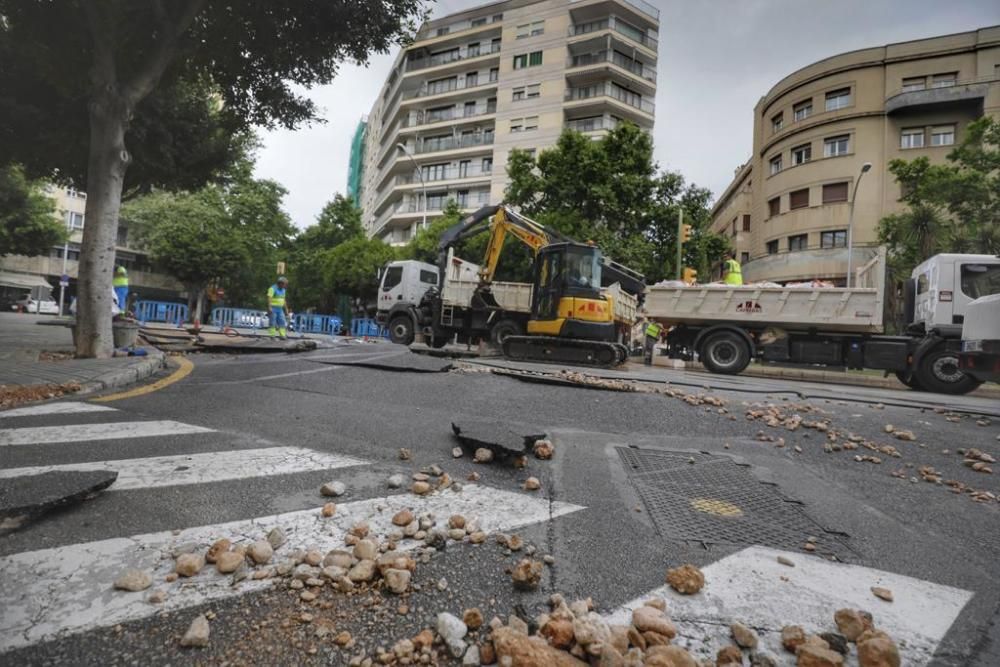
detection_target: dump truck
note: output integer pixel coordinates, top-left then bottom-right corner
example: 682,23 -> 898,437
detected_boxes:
645,249 -> 1000,395
959,293 -> 1000,384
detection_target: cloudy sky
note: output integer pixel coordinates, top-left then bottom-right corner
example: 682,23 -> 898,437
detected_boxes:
254,0 -> 999,228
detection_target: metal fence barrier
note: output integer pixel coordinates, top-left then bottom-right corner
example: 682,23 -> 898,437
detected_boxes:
210,307 -> 270,331
350,318 -> 388,338
135,300 -> 189,325
294,313 -> 343,335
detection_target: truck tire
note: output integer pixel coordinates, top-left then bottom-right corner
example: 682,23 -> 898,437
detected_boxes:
894,370 -> 924,391
914,346 -> 983,395
429,332 -> 450,348
700,331 -> 751,375
491,319 -> 522,345
388,315 -> 415,345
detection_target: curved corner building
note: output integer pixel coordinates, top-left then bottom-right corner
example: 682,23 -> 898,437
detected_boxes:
710,26 -> 1000,284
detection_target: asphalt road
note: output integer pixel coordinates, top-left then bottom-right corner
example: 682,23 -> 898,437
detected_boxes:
1,341 -> 998,666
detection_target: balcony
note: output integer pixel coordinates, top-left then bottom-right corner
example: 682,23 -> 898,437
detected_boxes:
405,42 -> 501,73
565,115 -> 621,133
396,162 -> 493,186
565,82 -> 655,115
402,76 -> 498,101
567,50 -> 656,83
373,190 -> 492,235
568,16 -> 658,51
414,13 -> 503,42
415,132 -> 495,155
401,102 -> 497,129
885,76 -> 991,115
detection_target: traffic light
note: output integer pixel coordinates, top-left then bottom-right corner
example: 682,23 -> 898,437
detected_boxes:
681,224 -> 693,243
682,266 -> 698,284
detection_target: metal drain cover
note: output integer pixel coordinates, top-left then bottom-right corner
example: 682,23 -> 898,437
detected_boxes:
618,446 -> 852,557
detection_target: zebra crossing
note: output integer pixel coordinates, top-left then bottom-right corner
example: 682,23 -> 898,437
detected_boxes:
0,400 -> 585,654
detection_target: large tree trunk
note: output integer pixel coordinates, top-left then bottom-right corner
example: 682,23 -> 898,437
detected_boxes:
76,90 -> 131,358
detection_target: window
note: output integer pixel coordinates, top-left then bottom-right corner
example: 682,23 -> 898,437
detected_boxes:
741,252 -> 750,264
731,219 -> 737,236
427,76 -> 457,95
456,189 -> 469,206
524,115 -> 539,131
486,96 -> 496,113
791,143 -> 812,165
824,134 -> 850,157
742,215 -> 751,232
463,100 -> 476,116
931,125 -> 955,146
788,234 -> 808,251
516,21 -> 544,38
960,264 -> 1000,299
492,13 -> 503,22
482,157 -> 493,172
426,104 -> 454,123
471,17 -> 487,27
793,99 -> 812,121
766,240 -> 779,255
771,113 -> 783,133
66,211 -> 84,229
489,67 -> 499,82
768,197 -> 780,217
382,266 -> 403,291
422,163 -> 448,180
822,182 -> 849,203
512,86 -> 525,101
510,118 -> 523,132
465,71 -> 478,87
529,50 -> 542,66
426,192 -> 448,209
789,188 -> 809,209
900,127 -> 925,149
67,249 -> 80,261
513,54 -> 527,69
436,27 -> 449,37
467,43 -> 480,57
420,270 -> 438,284
825,88 -> 851,111
458,160 -> 471,177
820,230 -> 847,249
526,83 -> 540,98
769,155 -> 782,175
901,76 -> 926,92
513,84 -> 539,102
931,72 -> 957,88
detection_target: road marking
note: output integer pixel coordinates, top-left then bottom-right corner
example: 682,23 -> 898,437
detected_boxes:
0,484 -> 584,653
0,446 -> 368,490
91,356 -> 194,403
0,420 -> 214,447
0,402 -> 117,418
605,545 -> 973,666
194,365 -> 339,386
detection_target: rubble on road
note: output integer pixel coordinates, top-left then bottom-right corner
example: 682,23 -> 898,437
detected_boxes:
179,614 -> 210,648
666,564 -> 705,595
451,420 -> 546,462
0,381 -> 81,409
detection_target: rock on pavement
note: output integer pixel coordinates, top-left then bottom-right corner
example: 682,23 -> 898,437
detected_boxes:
320,481 -> 346,497
437,612 -> 468,658
113,569 -> 152,592
180,614 -> 210,648
666,564 -> 705,594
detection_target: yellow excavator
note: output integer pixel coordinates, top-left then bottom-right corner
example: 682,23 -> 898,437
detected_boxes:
438,204 -> 645,366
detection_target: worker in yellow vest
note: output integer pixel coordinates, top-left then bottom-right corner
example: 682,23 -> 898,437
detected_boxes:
643,318 -> 663,365
723,251 -> 743,286
112,266 -> 129,312
267,276 -> 290,338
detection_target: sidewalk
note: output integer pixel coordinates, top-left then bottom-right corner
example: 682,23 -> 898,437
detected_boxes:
0,312 -> 165,403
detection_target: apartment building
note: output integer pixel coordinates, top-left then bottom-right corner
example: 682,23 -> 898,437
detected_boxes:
0,186 -> 183,308
346,118 -> 367,201
710,26 -> 1000,284
359,0 -> 660,244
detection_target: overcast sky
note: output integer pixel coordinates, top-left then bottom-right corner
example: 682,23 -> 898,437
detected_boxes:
254,0 -> 999,229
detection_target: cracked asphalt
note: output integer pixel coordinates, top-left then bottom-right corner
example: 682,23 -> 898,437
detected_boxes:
1,342 -> 999,665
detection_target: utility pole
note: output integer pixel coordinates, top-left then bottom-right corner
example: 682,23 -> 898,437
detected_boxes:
846,162 -> 873,288
675,208 -> 683,280
58,214 -> 70,316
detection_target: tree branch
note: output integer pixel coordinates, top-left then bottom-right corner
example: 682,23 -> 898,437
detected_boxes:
123,0 -> 208,106
82,0 -> 117,90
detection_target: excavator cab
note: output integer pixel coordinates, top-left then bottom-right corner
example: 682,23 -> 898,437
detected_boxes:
528,242 -> 615,341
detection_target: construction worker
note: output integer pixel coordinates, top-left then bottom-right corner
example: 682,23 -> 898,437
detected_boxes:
112,266 -> 129,312
267,276 -> 290,338
643,317 -> 663,365
723,251 -> 743,286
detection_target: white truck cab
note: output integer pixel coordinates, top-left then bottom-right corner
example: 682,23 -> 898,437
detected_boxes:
375,260 -> 440,344
911,254 -> 1000,329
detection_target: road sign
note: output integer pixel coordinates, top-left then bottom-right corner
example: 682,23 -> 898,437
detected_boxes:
60,274 -> 70,287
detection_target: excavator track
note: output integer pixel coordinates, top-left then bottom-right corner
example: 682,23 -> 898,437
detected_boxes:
502,336 -> 629,368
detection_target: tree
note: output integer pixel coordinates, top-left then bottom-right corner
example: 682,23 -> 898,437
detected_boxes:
323,237 -> 397,304
0,0 -> 424,357
288,194 -> 364,312
0,165 -> 65,257
403,200 -> 466,264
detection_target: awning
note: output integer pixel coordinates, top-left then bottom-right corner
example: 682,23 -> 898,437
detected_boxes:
0,271 -> 54,290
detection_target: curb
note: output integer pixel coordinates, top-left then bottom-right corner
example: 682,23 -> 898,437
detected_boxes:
75,349 -> 167,397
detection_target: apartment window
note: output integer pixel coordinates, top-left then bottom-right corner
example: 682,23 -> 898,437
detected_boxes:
931,124 -> 955,146
820,230 -> 847,248
768,197 -> 780,218
766,240 -> 779,255
788,234 -> 808,251
741,252 -> 750,264
742,215 -> 751,232
900,127 -> 925,149
526,83 -> 540,98
931,72 -> 957,88
516,21 -> 544,38
482,157 -> 493,172
512,86 -> 526,101
456,190 -> 470,207
825,87 -> 851,111
66,211 -> 84,229
486,96 -> 497,113
467,42 -> 481,57
426,191 -> 448,210
471,17 -> 487,27
66,188 -> 85,199
489,67 -> 499,82
491,38 -> 501,52
427,76 -> 457,95
458,160 -> 471,178
524,115 -> 539,131
791,143 -> 812,165
529,50 -> 542,66
901,76 -> 926,92
67,249 -> 80,261
510,118 -> 523,133
426,104 -> 454,123
824,134 -> 850,157
771,113 -> 783,133
436,27 -> 449,37
793,99 -> 813,122
466,71 -> 478,87
492,14 -> 503,22
513,51 -> 542,69
513,84 -> 539,102
789,188 -> 809,210
822,182 -> 849,203
769,155 -> 782,175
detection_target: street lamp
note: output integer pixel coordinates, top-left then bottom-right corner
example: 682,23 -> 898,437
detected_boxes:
845,162 -> 873,288
396,142 -> 427,231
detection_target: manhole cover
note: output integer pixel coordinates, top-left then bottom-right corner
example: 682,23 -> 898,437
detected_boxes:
618,446 -> 852,557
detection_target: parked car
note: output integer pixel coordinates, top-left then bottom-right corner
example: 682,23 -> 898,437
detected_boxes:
11,297 -> 59,315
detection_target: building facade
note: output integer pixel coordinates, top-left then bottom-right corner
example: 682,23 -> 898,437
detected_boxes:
346,117 -> 368,202
0,186 -> 183,310
710,26 -> 1000,285
360,0 -> 659,244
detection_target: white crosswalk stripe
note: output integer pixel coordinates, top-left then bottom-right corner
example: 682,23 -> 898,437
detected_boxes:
0,401 -> 117,418
0,420 -> 214,446
0,446 -> 368,490
0,484 -> 585,653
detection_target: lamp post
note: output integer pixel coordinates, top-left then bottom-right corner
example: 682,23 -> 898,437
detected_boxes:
845,162 -> 872,288
396,142 -> 427,231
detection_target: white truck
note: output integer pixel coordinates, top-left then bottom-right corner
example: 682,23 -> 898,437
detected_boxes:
646,250 -> 1000,395
959,293 -> 1000,384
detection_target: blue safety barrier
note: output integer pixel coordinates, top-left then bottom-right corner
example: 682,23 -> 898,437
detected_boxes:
210,307 -> 270,331
293,313 -> 343,335
135,300 -> 189,325
350,318 -> 388,338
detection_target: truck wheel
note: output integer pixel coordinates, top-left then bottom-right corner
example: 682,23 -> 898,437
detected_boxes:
491,319 -> 522,345
915,346 -> 982,395
700,331 -> 751,375
388,316 -> 415,345
429,333 -> 450,348
894,371 -> 923,391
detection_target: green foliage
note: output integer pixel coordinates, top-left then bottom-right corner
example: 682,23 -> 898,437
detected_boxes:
402,200 -> 465,264
878,116 -> 1000,277
288,194 -> 365,312
0,165 -> 65,257
505,123 -> 725,283
322,236 -> 397,302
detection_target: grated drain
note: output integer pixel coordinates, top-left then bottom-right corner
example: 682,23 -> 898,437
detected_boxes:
618,446 -> 852,557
